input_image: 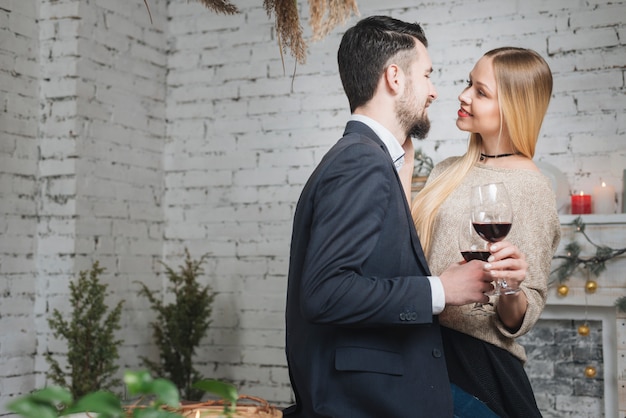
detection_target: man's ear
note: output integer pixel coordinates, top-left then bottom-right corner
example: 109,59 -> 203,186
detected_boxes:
383,63 -> 404,95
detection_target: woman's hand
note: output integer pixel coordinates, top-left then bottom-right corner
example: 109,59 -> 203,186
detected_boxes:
484,240 -> 527,291
484,240 -> 529,331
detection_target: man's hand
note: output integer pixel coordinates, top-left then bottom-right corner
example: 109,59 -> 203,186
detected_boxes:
440,260 -> 493,306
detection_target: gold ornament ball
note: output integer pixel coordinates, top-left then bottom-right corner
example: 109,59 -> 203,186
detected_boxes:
585,280 -> 598,294
557,284 -> 569,296
578,324 -> 590,336
584,366 -> 597,378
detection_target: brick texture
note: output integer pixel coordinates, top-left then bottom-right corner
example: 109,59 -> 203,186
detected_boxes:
1,0 -> 625,415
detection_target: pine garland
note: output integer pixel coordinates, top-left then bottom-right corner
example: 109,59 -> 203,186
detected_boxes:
551,216 -> 626,312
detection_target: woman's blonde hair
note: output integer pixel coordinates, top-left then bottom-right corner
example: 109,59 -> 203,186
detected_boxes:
411,47 -> 553,256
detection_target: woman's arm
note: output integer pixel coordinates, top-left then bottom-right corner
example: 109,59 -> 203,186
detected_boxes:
490,178 -> 561,337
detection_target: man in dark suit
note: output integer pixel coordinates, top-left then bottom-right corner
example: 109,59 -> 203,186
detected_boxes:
284,16 -> 494,418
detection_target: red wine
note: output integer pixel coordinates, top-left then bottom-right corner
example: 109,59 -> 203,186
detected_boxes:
472,222 -> 512,242
461,250 -> 491,262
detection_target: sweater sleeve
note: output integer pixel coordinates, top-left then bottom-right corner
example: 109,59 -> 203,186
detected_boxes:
493,174 -> 561,339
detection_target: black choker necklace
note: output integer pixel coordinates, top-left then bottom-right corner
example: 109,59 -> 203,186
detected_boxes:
479,152 -> 517,161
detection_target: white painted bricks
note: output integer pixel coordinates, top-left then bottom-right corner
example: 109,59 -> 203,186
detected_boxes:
1,0 -> 625,416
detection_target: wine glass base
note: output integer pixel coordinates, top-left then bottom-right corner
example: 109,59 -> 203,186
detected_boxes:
496,280 -> 521,296
464,302 -> 495,316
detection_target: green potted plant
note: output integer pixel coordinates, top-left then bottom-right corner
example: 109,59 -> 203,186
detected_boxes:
136,248 -> 215,401
7,370 -> 286,418
411,148 -> 435,194
45,262 -> 124,400
7,370 -> 239,418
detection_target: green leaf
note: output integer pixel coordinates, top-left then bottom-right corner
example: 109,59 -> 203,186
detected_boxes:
124,370 -> 153,394
62,391 -> 123,417
193,379 -> 238,404
134,409 -> 182,418
124,371 -> 179,408
148,379 -> 180,408
7,386 -> 74,418
29,386 -> 73,405
6,398 -> 60,418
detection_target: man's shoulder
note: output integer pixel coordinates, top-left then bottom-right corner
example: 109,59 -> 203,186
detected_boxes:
328,124 -> 384,155
343,120 -> 381,141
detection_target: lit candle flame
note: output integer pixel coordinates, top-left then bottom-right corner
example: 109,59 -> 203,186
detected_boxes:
601,181 -> 606,187
195,411 -> 200,418
579,190 -> 584,196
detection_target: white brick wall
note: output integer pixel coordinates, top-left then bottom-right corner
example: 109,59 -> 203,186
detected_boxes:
0,0 -> 40,412
1,0 -> 168,414
1,0 -> 625,416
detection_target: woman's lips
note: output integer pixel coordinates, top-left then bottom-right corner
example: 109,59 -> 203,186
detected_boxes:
457,108 -> 471,117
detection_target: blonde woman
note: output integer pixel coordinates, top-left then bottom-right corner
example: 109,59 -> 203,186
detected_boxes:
411,47 -> 561,417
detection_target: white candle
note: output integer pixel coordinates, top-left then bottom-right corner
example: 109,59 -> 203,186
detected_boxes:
592,181 -> 615,214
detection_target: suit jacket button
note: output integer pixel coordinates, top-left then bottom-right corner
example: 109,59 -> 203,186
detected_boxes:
432,349 -> 442,358
399,313 -> 406,320
410,312 -> 417,320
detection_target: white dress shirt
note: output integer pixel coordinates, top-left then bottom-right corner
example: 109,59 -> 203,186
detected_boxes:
348,114 -> 445,315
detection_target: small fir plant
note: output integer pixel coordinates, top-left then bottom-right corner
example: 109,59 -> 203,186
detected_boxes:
137,248 -> 215,400
45,261 -> 124,400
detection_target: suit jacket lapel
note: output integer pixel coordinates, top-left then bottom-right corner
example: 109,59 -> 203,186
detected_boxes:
343,121 -> 431,275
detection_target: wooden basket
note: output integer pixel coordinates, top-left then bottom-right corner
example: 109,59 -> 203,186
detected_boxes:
411,175 -> 428,193
127,395 -> 282,418
178,395 -> 282,418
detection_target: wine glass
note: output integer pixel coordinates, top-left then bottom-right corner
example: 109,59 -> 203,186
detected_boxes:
459,217 -> 491,263
470,182 -> 519,296
458,216 -> 494,315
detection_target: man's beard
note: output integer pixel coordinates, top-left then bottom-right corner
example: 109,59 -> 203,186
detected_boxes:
407,115 -> 430,139
396,88 -> 431,139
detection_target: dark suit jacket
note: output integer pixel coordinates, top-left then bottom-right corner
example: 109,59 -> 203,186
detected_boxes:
284,121 -> 453,417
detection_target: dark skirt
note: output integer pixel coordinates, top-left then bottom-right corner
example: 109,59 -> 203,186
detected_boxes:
440,326 -> 542,418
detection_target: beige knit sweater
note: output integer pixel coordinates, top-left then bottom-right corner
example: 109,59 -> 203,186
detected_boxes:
426,157 -> 561,362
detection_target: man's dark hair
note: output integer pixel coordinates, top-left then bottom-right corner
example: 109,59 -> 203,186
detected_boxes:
338,15 -> 428,113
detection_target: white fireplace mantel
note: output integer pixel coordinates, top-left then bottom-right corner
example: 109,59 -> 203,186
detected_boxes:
544,213 -> 626,417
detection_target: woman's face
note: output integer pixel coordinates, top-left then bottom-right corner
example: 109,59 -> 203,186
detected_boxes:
456,56 -> 505,141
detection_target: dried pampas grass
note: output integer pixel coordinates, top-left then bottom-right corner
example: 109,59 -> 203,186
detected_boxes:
263,0 -> 359,64
197,0 -> 239,15
309,0 -> 359,41
264,0 -> 307,64
143,0 -> 359,65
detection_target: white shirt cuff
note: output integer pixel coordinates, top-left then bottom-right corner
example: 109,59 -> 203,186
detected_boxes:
427,276 -> 445,315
